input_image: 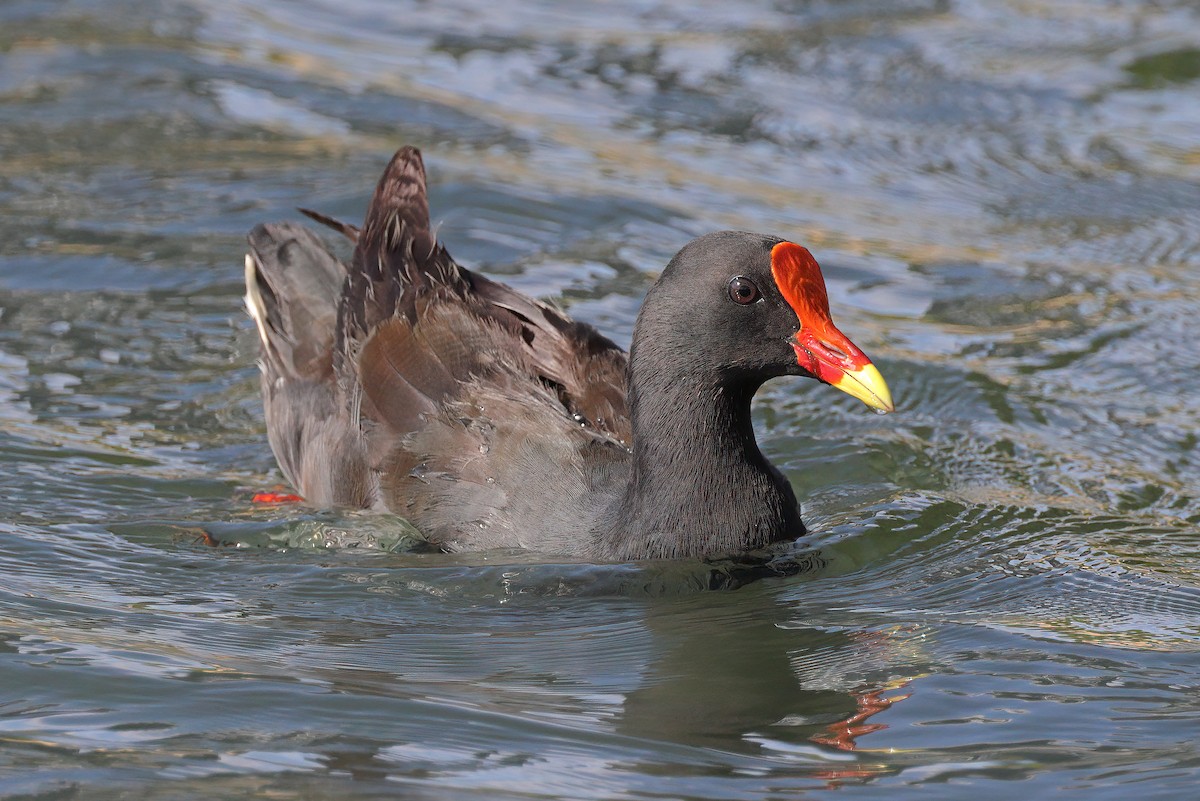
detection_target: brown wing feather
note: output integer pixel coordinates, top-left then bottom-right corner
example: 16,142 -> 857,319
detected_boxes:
355,302 -> 494,438
298,207 -> 360,242
466,272 -> 630,441
334,146 -> 630,449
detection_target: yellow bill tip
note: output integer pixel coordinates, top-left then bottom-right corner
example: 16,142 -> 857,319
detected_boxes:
832,362 -> 894,414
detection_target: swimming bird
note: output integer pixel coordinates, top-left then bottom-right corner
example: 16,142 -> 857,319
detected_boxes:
244,146 -> 892,560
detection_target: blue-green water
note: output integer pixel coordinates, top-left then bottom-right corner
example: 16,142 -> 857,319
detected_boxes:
2,1 -> 1199,798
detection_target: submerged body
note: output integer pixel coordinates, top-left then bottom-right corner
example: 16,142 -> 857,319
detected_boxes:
245,147 -> 892,560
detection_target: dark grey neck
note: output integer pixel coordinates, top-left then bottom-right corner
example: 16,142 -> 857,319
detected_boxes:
594,350 -> 805,560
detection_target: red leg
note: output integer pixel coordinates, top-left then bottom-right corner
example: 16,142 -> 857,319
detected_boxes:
251,491 -> 304,504
811,684 -> 911,752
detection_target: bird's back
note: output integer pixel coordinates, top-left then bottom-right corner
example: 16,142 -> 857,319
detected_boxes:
246,147 -> 632,552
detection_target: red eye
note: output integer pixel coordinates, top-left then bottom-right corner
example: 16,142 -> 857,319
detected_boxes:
727,276 -> 761,305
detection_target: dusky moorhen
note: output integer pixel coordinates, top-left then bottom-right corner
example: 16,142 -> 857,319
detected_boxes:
245,146 -> 892,560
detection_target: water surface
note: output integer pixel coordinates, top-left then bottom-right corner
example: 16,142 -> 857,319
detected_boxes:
2,1 -> 1199,798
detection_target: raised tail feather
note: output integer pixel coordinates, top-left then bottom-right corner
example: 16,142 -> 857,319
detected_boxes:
358,145 -> 435,263
245,223 -> 346,382
245,223 -> 373,507
333,146 -> 468,389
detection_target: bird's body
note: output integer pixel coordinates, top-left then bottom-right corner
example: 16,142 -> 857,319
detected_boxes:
245,147 -> 892,560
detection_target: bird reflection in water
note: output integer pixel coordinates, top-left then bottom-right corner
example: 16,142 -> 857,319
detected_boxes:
619,588 -> 919,782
